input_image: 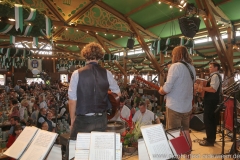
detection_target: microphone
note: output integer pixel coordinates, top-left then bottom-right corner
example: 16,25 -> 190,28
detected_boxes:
160,61 -> 172,67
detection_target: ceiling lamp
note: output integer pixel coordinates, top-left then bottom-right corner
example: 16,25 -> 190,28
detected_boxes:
177,0 -> 187,8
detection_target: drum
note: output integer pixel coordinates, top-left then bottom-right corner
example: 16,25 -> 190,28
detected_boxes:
106,121 -> 126,133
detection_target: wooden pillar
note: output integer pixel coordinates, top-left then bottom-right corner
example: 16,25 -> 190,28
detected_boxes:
227,27 -> 234,84
159,53 -> 165,106
53,59 -> 56,73
123,51 -> 128,87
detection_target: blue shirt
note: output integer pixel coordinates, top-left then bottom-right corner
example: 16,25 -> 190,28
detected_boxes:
68,69 -> 120,100
163,62 -> 196,113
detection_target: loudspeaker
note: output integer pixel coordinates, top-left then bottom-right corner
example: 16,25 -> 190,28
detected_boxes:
190,113 -> 205,131
127,38 -> 135,49
178,16 -> 201,38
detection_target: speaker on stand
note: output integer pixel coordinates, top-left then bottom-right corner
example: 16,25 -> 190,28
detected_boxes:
190,113 -> 205,131
127,38 -> 135,49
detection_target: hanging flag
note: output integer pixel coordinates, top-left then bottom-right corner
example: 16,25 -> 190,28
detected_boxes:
25,8 -> 36,21
45,15 -> 51,37
166,38 -> 171,45
23,50 -> 26,59
180,37 -> 184,46
10,36 -> 15,44
0,48 -> 4,54
0,24 -> 14,34
23,26 -> 33,36
33,37 -> 38,47
157,40 -> 160,54
6,49 -> 10,59
15,4 -> 23,33
12,58 -> 15,67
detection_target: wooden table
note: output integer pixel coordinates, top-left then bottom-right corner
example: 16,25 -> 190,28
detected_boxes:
0,148 -> 8,160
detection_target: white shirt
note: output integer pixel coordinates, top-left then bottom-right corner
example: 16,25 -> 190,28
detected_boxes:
110,105 -> 131,121
39,101 -> 48,109
163,62 -> 196,113
132,110 -> 157,126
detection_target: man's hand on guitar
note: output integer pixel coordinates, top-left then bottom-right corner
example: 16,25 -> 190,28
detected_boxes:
159,86 -> 167,95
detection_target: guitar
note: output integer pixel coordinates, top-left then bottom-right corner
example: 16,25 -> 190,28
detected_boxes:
135,76 -> 160,90
107,91 -> 120,120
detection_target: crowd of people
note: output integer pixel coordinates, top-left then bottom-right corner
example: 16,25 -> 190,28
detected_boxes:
1,80 -> 69,149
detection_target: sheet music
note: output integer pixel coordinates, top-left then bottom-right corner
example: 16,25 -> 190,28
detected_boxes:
141,124 -> 174,160
4,127 -> 39,159
75,150 -> 89,160
69,140 -> 76,160
20,130 -> 58,160
46,144 -> 62,160
89,132 -> 115,160
116,133 -> 121,160
138,139 -> 150,160
76,133 -> 91,149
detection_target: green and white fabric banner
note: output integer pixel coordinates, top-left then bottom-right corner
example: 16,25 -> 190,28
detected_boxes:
24,26 -> 33,36
6,49 -> 10,58
0,48 -> 4,54
33,37 -> 38,46
25,8 -> 36,21
23,50 -> 26,59
0,24 -> 13,34
45,15 -> 51,37
180,37 -> 184,46
12,58 -> 15,67
15,4 -> 23,33
10,36 -> 15,44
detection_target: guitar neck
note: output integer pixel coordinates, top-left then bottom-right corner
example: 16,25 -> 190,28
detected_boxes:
136,76 -> 160,90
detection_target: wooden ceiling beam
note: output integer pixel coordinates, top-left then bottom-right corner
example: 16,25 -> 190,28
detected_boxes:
127,17 -> 161,73
114,60 -> 127,76
124,0 -> 157,17
215,0 -> 232,6
146,15 -> 183,29
66,1 -> 97,23
0,35 -> 87,46
90,32 -> 112,54
196,0 -> 233,74
95,1 -> 158,39
53,27 -> 66,38
53,21 -> 134,37
42,0 -> 66,22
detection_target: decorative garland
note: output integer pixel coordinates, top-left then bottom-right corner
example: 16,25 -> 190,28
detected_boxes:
195,50 -> 218,59
234,61 -> 240,66
0,1 -> 52,38
194,60 -> 212,68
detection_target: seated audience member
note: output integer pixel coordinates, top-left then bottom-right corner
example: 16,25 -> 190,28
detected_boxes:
9,105 -> 20,118
8,99 -> 19,117
41,121 -> 49,131
58,102 -> 67,120
132,102 -> 160,126
37,108 -> 47,128
8,116 -> 21,135
19,99 -> 29,123
46,112 -> 56,132
7,125 -> 23,148
110,97 -> 132,129
39,95 -> 48,109
31,103 -> 39,125
145,99 -> 152,111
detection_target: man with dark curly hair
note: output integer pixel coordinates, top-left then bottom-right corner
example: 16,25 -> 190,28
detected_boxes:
68,42 -> 121,139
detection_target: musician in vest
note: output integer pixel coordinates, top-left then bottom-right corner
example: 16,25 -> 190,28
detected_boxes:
196,61 -> 222,146
68,42 -> 121,139
159,46 -> 196,153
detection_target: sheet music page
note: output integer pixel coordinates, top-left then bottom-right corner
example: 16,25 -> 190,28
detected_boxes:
138,139 -> 150,160
3,127 -> 39,159
116,134 -> 121,160
46,144 -> 62,160
20,130 -> 58,160
75,150 -> 89,160
76,133 -> 91,149
89,132 -> 115,160
69,140 -> 76,160
141,124 -> 174,160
